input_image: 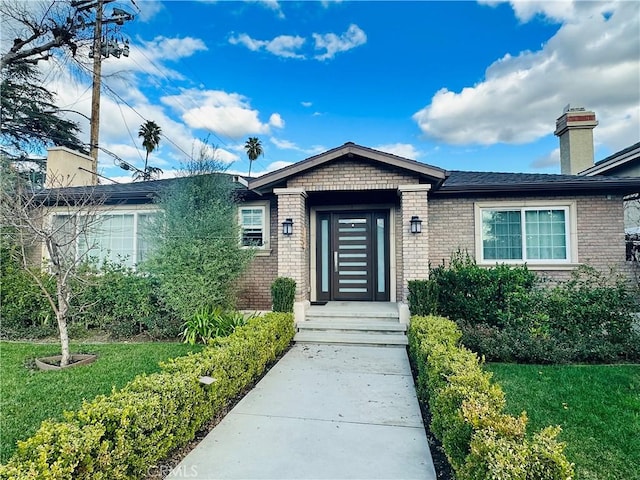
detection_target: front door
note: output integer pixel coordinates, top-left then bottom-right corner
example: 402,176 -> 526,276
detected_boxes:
316,211 -> 390,301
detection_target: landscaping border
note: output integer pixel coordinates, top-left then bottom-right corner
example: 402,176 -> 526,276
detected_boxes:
408,315 -> 574,480
0,312 -> 295,479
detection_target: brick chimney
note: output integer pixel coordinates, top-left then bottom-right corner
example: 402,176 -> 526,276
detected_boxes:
554,106 -> 598,175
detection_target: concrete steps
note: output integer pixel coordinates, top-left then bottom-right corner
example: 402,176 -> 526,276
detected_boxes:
294,303 -> 408,347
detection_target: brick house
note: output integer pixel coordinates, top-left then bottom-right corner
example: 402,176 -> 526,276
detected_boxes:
39,111 -> 639,322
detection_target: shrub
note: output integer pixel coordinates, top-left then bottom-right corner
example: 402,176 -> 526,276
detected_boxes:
71,261 -> 177,339
0,312 -> 295,479
407,279 -> 438,316
181,306 -> 256,345
419,252 -> 639,363
408,315 -> 574,479
0,242 -> 56,338
271,277 -> 296,312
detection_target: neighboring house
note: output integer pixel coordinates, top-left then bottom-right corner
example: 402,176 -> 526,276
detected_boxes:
39,140 -> 640,320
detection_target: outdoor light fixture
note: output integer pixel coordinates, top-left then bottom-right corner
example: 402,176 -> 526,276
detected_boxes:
282,218 -> 294,236
410,215 -> 422,234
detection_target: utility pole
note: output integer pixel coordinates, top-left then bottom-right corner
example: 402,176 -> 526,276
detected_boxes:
89,0 -> 104,184
73,0 -> 134,184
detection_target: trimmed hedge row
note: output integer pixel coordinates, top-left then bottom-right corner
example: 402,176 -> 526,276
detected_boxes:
0,312 -> 295,479
408,315 -> 574,480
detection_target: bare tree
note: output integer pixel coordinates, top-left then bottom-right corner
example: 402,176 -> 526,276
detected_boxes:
0,162 -> 108,366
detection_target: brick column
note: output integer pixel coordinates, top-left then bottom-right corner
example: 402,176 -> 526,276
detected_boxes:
274,188 -> 308,307
398,184 -> 431,303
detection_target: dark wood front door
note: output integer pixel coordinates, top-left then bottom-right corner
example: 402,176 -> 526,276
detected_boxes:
317,211 -> 389,302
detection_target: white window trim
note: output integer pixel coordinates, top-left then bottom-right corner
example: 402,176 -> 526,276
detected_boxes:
45,208 -> 159,268
474,201 -> 578,267
238,201 -> 271,254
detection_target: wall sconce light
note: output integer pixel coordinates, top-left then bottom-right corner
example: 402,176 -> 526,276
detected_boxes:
282,218 -> 294,236
410,215 -> 422,234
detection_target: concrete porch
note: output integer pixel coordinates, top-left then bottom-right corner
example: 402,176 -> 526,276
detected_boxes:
294,301 -> 409,347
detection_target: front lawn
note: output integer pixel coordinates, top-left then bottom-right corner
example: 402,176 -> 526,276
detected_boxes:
0,341 -> 201,463
486,363 -> 640,480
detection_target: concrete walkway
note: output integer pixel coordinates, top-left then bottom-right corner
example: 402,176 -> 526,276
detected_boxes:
167,344 -> 436,480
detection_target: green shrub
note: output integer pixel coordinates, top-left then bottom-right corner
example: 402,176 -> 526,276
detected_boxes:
181,306 -> 256,345
0,312 -> 295,479
407,279 -> 438,316
71,261 -> 178,339
408,315 -> 574,480
271,277 -> 296,312
424,252 -> 639,363
0,243 -> 56,338
429,251 -> 538,328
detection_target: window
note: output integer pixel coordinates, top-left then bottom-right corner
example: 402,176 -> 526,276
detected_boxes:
239,203 -> 269,249
477,204 -> 573,264
50,210 -> 157,268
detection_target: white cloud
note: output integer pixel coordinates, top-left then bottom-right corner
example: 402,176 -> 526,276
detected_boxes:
230,25 -> 367,61
229,33 -> 305,59
249,0 -> 285,19
137,1 -> 165,22
413,1 -> 640,154
269,137 -> 326,155
301,101 -> 313,107
141,36 -> 208,61
531,147 -> 560,169
231,160 -> 293,177
313,24 -> 367,61
269,113 -> 285,128
161,89 -> 282,137
374,143 -> 422,160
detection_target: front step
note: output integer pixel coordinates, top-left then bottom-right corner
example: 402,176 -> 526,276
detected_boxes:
294,320 -> 408,347
294,331 -> 408,346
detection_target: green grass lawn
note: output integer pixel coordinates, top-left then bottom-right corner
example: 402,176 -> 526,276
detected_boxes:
0,341 -> 202,463
486,363 -> 640,480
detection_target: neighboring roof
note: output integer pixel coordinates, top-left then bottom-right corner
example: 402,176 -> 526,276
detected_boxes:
434,170 -> 640,196
248,142 -> 447,192
37,173 -> 250,205
579,142 -> 640,176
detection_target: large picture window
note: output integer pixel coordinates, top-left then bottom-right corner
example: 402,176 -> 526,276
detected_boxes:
479,205 -> 572,263
50,210 -> 157,268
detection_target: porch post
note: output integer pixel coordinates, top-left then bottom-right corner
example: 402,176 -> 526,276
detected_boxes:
398,184 -> 431,318
274,187 -> 309,323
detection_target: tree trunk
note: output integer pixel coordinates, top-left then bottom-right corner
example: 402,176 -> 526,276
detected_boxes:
56,282 -> 71,367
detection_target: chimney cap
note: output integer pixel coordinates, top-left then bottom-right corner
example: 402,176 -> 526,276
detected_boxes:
563,104 -> 588,113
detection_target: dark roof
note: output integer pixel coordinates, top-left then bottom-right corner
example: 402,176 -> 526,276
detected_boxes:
579,142 -> 640,176
435,170 -> 640,195
38,173 -> 251,205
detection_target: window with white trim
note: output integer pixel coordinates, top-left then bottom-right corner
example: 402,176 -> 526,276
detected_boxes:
50,211 -> 157,268
238,203 -> 269,249
479,206 -> 571,263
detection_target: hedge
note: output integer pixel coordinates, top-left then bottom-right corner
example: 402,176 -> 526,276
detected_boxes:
0,312 -> 295,479
408,315 -> 574,480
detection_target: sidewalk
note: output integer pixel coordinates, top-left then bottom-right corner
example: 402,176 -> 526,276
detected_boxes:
167,344 -> 437,480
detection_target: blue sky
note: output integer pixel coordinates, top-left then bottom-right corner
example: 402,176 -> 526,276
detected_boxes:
24,0 -> 640,180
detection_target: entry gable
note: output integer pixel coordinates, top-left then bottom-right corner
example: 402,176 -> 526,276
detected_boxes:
248,142 -> 447,193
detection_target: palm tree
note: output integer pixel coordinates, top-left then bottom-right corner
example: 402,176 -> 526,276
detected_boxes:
244,137 -> 263,177
138,120 -> 162,180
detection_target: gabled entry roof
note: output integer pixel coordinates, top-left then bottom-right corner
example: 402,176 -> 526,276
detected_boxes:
247,142 -> 447,192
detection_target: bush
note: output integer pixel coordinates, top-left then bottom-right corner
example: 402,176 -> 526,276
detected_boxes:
411,252 -> 639,363
181,306 -> 256,345
271,277 -> 296,312
408,315 -> 574,479
0,242 -> 56,338
408,279 -> 438,316
0,312 -> 295,479
71,261 -> 178,339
